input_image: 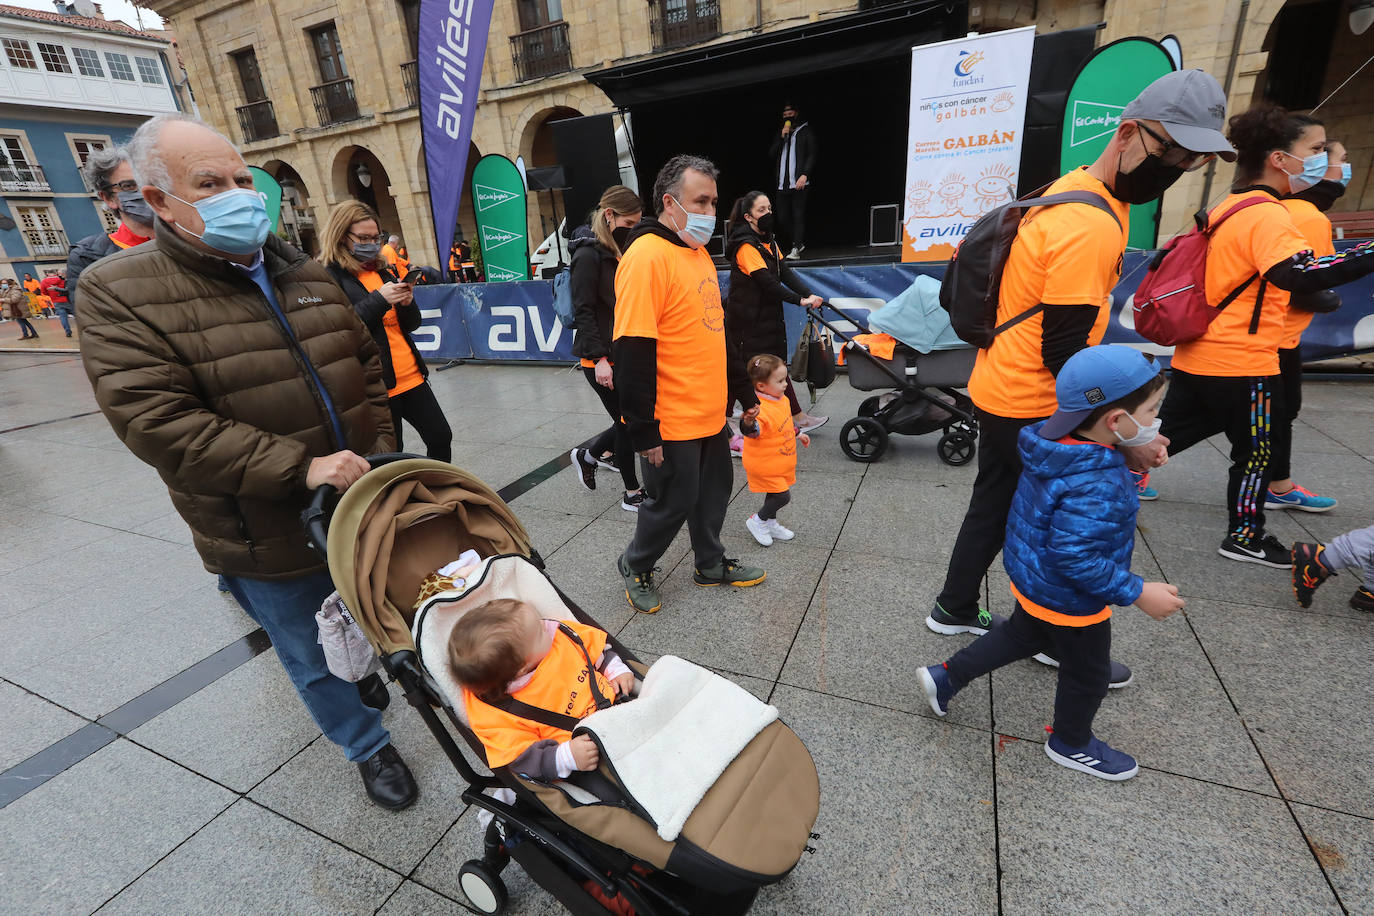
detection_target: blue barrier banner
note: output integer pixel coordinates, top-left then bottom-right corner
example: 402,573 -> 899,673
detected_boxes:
414,242 -> 1374,363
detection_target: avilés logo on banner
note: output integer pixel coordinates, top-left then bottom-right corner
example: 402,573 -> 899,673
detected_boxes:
902,26 -> 1036,263
418,0 -> 496,268
471,154 -> 529,283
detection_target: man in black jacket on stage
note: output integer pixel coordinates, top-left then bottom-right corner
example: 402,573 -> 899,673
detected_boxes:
770,102 -> 816,260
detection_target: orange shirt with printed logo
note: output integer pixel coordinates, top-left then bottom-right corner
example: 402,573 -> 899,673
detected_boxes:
741,392 -> 797,493
462,620 -> 613,769
1278,197 -> 1335,350
966,168 -> 1129,419
358,270 -> 424,396
1171,191 -> 1310,378
613,233 -> 727,441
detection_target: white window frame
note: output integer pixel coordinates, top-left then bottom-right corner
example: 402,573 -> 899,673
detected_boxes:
71,46 -> 104,77
12,202 -> 68,258
2,37 -> 37,70
94,200 -> 120,233
65,133 -> 115,190
105,51 -> 135,81
134,56 -> 162,84
36,41 -> 72,74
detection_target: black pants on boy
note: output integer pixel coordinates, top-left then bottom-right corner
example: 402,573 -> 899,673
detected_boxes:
759,489 -> 791,521
944,603 -> 1111,747
1268,347 -> 1303,483
388,382 -> 452,463
775,188 -> 809,252
935,409 -> 1044,618
1159,369 -> 1283,544
581,367 -> 640,492
625,425 -> 732,573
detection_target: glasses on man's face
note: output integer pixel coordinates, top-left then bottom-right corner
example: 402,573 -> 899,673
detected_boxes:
349,233 -> 383,244
102,179 -> 140,193
1135,121 -> 1216,172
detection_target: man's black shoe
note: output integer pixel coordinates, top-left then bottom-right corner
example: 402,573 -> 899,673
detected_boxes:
358,744 -> 418,810
357,672 -> 391,711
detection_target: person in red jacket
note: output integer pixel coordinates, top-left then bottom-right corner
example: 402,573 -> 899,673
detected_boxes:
39,268 -> 72,336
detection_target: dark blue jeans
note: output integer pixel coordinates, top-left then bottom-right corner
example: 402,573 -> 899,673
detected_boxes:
222,570 -> 390,762
55,306 -> 73,334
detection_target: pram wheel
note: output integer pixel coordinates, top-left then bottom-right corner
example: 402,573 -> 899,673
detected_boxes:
937,427 -> 976,466
858,395 -> 882,417
840,417 -> 888,462
458,859 -> 508,914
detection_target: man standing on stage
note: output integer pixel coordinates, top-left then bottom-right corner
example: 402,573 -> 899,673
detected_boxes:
770,101 -> 816,259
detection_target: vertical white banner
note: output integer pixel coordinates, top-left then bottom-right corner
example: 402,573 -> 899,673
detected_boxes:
902,26 -> 1036,263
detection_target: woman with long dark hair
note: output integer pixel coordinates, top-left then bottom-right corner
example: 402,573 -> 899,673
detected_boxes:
1156,105 -> 1374,567
723,191 -> 826,440
321,200 -> 452,462
567,185 -> 646,511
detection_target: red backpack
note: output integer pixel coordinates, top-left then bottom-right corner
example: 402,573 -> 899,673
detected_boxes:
1132,196 -> 1284,346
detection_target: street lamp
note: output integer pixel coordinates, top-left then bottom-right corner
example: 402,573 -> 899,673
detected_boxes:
355,162 -> 372,188
1353,0 -> 1374,34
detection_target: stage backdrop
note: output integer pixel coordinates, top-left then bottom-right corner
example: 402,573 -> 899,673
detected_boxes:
471,154 -> 530,282
413,241 -> 1374,364
902,25 -> 1036,263
1059,37 -> 1177,251
419,0 -> 494,256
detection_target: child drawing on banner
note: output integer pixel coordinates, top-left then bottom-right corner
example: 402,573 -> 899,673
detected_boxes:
969,164 -> 1017,217
907,180 -> 935,218
937,173 -> 968,217
991,90 -> 1015,113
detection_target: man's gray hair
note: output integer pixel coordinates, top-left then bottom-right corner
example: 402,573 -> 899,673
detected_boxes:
652,154 -> 718,215
127,112 -> 236,190
84,145 -> 131,193
388,234 -> 401,245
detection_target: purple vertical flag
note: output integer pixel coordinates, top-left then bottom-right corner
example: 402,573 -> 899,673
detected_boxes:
419,0 -> 495,257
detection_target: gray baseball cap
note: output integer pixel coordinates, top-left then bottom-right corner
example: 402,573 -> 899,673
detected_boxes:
1121,69 -> 1237,162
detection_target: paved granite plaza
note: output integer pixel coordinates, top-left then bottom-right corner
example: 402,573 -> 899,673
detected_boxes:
1,346 -> 1371,915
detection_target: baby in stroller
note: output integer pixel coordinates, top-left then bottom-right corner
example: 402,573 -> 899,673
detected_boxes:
449,592 -> 635,779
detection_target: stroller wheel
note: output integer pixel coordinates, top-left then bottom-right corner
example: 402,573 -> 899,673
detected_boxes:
938,429 -> 977,466
858,395 -> 882,417
840,417 -> 888,462
459,859 -> 508,914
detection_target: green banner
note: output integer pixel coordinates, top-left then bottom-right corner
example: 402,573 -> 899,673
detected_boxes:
471,154 -> 529,283
1059,37 -> 1176,251
248,166 -> 283,232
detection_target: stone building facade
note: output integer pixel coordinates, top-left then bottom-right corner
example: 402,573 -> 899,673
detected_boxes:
146,0 -> 1373,269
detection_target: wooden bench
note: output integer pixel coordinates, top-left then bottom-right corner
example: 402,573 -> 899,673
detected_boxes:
1331,210 -> 1374,240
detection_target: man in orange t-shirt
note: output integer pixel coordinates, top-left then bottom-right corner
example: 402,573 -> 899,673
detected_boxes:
612,155 -> 763,614
931,70 -> 1236,643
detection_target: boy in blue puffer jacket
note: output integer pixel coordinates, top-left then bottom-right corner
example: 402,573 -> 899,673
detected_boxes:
919,345 -> 1186,780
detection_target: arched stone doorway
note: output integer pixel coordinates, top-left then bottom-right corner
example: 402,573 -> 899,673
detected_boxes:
330,146 -> 404,244
521,105 -> 582,243
262,160 -> 319,256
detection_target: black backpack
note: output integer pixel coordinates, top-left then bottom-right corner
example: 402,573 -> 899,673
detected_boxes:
938,185 -> 1122,347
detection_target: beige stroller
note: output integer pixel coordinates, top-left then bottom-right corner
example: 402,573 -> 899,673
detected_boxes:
304,455 -> 820,915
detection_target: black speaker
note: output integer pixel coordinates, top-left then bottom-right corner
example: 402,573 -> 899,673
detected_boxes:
551,113 -> 622,235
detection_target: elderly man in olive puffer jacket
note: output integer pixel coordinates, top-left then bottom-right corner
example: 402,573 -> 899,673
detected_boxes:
78,113 -> 419,811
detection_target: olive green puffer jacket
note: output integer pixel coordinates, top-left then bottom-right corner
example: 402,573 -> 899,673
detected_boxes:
78,223 -> 395,580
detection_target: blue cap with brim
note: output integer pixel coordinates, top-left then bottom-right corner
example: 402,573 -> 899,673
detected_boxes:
1040,345 -> 1161,440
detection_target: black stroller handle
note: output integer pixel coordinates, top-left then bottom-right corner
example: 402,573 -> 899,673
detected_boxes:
302,452 -> 424,555
806,300 -> 914,391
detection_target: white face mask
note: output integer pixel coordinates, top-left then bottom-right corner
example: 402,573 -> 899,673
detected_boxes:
1114,411 -> 1162,448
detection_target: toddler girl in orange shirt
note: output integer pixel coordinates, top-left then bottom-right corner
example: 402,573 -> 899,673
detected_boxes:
741,355 -> 810,547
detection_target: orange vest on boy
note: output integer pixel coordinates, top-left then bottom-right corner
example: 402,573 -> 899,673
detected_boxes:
741,392 -> 797,493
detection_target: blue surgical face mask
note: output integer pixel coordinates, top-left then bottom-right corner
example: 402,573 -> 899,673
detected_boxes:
1338,162 -> 1353,186
161,186 -> 270,255
668,195 -> 715,249
1115,411 -> 1162,449
1283,150 -> 1328,194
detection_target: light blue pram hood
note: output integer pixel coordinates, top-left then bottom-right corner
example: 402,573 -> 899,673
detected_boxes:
865,274 -> 969,354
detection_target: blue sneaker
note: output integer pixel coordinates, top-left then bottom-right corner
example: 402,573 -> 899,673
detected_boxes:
918,664 -> 955,717
1133,470 -> 1158,501
1265,483 -> 1336,513
1045,734 -> 1138,781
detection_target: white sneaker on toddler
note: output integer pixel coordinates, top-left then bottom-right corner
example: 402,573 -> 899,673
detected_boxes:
765,519 -> 795,541
746,514 -> 773,546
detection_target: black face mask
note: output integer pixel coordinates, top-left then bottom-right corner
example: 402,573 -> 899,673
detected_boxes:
754,212 -> 776,236
1111,152 -> 1186,205
1292,178 -> 1347,213
611,225 -> 632,251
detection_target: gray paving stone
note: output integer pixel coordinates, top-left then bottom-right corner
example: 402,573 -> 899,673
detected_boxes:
753,685 -> 997,915
507,504 -> 594,556
722,467 -> 862,550
98,800 -> 402,916
1187,598 -> 1374,818
249,702 -> 466,873
447,442 -> 565,492
506,461 -> 626,517
0,739 -> 234,916
413,809 -> 565,915
377,879 -> 470,915
835,478 -> 973,563
1298,407 -> 1374,458
0,679 -> 87,771
1291,803 -> 1374,913
779,550 -> 993,729
128,652 -> 321,793
995,737 -> 1341,914
508,409 -> 618,449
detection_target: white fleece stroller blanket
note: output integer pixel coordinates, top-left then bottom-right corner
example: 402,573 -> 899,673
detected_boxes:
577,656 -> 779,841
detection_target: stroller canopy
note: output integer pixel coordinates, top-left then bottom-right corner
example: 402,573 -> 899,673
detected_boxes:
866,273 -> 968,353
325,458 -> 533,655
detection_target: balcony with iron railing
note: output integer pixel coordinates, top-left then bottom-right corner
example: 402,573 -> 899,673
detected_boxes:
510,21 -> 572,82
23,228 -> 69,258
292,206 -> 315,228
310,77 -> 362,127
649,0 -> 721,51
236,99 -> 280,144
0,163 -> 50,193
401,60 -> 419,109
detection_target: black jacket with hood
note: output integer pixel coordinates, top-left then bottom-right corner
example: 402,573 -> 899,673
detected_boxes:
724,221 -> 813,361
610,217 -> 758,451
325,261 -> 428,391
569,234 -> 618,361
